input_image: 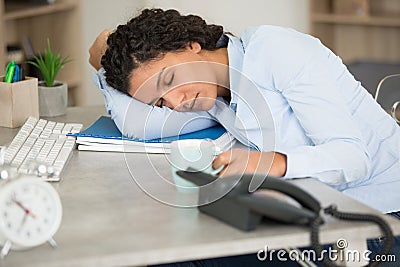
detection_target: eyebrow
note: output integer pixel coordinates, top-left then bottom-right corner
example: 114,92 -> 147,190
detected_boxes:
156,67 -> 166,90
149,67 -> 166,105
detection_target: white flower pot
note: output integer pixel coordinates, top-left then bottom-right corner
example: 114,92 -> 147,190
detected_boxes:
38,81 -> 68,117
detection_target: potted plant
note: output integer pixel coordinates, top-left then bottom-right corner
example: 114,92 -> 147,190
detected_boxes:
28,39 -> 71,117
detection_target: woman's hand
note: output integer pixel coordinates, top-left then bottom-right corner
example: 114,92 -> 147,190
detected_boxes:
89,30 -> 112,70
212,149 -> 287,177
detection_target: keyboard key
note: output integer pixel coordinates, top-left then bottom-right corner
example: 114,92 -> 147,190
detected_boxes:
4,117 -> 82,181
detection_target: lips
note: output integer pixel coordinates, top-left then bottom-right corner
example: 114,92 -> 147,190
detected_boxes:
189,93 -> 199,110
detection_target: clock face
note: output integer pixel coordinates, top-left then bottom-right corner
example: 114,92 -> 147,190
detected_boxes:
0,177 -> 62,248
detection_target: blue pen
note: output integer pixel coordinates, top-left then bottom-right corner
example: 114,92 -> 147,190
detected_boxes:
4,61 -> 16,83
19,64 -> 25,81
12,65 -> 20,83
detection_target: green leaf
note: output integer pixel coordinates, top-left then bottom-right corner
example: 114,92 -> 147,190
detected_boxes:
25,38 -> 71,87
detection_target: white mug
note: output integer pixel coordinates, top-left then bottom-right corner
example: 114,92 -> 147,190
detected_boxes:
169,139 -> 223,192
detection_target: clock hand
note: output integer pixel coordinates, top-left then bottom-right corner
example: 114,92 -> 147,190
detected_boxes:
17,213 -> 28,233
11,197 -> 37,219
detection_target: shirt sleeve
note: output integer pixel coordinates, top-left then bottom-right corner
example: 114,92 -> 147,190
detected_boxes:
241,26 -> 371,186
93,68 -> 218,140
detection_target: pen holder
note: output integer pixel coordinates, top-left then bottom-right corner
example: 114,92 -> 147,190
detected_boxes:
0,77 -> 39,128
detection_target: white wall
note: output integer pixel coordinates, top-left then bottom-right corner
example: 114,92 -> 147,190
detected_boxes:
81,0 -> 309,106
81,0 -> 145,106
144,0 -> 309,36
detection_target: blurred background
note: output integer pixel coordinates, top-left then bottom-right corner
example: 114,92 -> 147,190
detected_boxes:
1,0 -> 399,109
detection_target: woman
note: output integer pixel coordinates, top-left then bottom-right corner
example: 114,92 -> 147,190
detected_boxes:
90,8 -> 400,266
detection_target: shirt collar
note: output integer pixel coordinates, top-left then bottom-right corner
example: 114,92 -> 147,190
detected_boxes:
225,34 -> 245,112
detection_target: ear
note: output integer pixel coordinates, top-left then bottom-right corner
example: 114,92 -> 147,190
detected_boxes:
188,42 -> 202,54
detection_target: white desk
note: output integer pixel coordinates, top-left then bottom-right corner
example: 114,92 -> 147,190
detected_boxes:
0,106 -> 399,267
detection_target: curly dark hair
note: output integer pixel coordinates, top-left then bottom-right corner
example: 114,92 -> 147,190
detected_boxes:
101,8 -> 224,95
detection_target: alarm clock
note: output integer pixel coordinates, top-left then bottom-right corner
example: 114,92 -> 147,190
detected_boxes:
0,175 -> 62,258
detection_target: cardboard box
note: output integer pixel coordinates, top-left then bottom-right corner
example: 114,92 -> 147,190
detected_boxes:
0,77 -> 39,128
333,0 -> 370,16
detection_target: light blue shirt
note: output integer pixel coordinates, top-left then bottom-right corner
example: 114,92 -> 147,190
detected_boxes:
95,25 -> 400,213
220,25 -> 400,213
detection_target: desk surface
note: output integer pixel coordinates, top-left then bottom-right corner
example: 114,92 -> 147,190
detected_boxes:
0,106 -> 399,267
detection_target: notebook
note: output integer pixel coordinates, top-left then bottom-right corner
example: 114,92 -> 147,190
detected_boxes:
68,116 -> 236,153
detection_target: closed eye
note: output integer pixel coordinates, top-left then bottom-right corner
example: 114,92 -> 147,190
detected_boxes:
164,72 -> 174,86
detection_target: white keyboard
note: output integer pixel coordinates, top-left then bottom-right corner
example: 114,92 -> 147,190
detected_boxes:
2,117 -> 83,182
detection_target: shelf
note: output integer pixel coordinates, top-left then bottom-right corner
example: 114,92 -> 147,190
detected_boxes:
311,13 -> 400,27
310,0 -> 400,94
0,0 -> 82,106
4,0 -> 78,21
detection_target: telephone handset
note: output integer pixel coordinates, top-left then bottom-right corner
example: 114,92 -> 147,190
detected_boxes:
176,170 -> 395,267
176,169 -> 321,230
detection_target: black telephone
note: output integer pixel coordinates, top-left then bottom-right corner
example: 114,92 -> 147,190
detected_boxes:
177,169 -> 320,230
176,169 -> 395,267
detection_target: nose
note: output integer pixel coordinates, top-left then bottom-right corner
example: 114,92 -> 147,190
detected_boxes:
163,90 -> 187,111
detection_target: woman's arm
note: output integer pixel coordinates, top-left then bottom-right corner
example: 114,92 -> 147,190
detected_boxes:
214,26 -> 370,185
213,150 -> 287,177
267,27 -> 370,185
89,30 -> 111,71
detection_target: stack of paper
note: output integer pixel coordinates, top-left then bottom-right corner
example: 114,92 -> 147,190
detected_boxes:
68,116 -> 236,154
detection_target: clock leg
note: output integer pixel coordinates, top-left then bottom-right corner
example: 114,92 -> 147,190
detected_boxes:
47,238 -> 58,248
0,240 -> 12,258
0,146 -> 5,165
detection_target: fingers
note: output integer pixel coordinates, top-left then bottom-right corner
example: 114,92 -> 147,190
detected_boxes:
212,150 -> 230,176
212,149 -> 269,177
89,29 -> 112,70
213,150 -> 239,176
98,30 -> 112,44
94,30 -> 112,45
101,29 -> 112,37
212,150 -> 232,170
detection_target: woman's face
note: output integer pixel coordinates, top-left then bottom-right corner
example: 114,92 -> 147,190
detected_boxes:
128,43 -> 224,112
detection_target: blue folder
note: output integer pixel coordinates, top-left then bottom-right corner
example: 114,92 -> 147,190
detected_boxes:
68,116 -> 226,143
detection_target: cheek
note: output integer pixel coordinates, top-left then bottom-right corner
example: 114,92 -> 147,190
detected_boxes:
129,83 -> 159,104
170,84 -> 199,97
197,84 -> 218,110
201,84 -> 218,99
184,83 -> 217,100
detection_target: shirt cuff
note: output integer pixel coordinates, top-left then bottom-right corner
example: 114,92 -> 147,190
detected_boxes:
280,148 -> 311,179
